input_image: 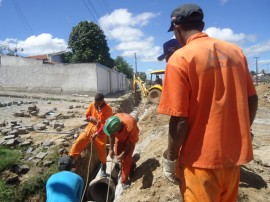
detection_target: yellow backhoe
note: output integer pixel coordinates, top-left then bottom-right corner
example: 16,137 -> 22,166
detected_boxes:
133,70 -> 165,104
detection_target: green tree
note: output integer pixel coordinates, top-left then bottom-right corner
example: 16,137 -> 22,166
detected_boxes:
114,56 -> 134,79
65,21 -> 114,68
137,72 -> 147,82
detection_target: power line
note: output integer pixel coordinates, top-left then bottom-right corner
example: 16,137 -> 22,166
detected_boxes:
81,0 -> 98,23
12,0 -> 33,34
87,0 -> 101,19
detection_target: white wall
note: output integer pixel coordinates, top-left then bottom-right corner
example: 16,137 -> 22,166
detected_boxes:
0,55 -> 129,95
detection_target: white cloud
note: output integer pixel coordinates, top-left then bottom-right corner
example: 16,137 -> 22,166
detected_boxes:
205,27 -> 256,45
99,9 -> 160,62
1,33 -> 67,56
244,40 -> 270,57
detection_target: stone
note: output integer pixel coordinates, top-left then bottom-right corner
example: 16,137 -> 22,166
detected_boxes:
36,152 -> 47,159
10,120 -> 17,125
7,130 -> 18,137
56,126 -> 62,132
43,120 -> 50,126
0,121 -> 6,127
1,128 -> 10,135
68,105 -> 73,109
0,138 -> 6,145
13,112 -> 25,117
47,101 -> 51,104
35,124 -> 46,130
43,140 -> 53,147
14,137 -> 23,144
6,139 -> 16,146
13,125 -> 22,130
43,160 -> 53,167
19,140 -> 32,147
25,125 -> 34,131
26,147 -> 34,154
28,105 -> 37,112
18,128 -> 28,134
38,113 -> 47,118
30,111 -> 38,116
4,135 -> 15,140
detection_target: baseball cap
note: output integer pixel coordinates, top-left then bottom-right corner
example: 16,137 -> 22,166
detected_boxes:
168,4 -> 204,32
157,39 -> 181,61
58,155 -> 73,171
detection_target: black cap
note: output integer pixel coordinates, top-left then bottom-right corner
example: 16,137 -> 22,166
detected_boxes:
58,155 -> 73,171
157,39 -> 181,61
168,4 -> 204,32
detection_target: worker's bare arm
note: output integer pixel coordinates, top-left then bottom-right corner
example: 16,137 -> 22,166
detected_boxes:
248,94 -> 258,126
167,116 -> 189,161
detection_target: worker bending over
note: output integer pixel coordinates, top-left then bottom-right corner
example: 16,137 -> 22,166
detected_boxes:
158,3 -> 258,202
69,93 -> 112,177
103,113 -> 139,189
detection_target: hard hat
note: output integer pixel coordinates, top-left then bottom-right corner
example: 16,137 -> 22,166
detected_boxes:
103,116 -> 123,136
58,155 -> 73,171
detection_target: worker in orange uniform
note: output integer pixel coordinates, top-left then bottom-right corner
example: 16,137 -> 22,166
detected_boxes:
69,93 -> 112,177
158,4 -> 258,202
103,114 -> 139,189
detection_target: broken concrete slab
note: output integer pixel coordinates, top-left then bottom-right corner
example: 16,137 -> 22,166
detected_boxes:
18,128 -> 28,134
4,135 -> 15,140
6,139 -> 16,146
19,140 -> 32,147
36,152 -> 47,159
35,124 -> 46,130
43,140 -> 53,147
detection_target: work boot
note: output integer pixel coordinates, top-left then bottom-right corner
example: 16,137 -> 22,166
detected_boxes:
100,163 -> 107,178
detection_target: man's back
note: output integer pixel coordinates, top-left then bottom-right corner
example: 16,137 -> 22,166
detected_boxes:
46,171 -> 84,202
160,32 -> 256,168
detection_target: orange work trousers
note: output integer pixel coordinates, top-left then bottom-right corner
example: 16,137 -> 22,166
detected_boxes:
115,141 -> 135,184
178,165 -> 240,202
69,125 -> 107,164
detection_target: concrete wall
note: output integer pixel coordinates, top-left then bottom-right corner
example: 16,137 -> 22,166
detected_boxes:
0,55 -> 129,95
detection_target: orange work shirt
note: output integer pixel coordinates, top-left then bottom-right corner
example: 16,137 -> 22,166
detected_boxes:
85,102 -> 112,136
158,32 -> 256,169
115,113 -> 139,145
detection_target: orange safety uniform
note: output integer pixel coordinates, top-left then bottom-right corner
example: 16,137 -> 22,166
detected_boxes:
69,102 -> 112,164
114,113 -> 139,184
158,33 -> 256,201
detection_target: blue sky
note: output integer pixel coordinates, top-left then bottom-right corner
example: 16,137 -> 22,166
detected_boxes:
0,0 -> 270,74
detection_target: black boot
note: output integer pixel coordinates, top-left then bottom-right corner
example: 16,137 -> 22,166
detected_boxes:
100,163 -> 107,178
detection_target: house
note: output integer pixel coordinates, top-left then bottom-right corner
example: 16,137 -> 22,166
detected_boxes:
27,51 -> 65,63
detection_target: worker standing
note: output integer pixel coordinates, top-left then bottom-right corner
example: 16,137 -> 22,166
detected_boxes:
103,113 -> 139,189
69,93 -> 112,177
46,155 -> 84,202
158,3 -> 258,202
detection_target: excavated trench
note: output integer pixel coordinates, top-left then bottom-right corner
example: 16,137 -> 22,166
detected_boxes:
75,93 -> 143,202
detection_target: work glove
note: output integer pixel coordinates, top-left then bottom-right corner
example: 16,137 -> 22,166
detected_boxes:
163,156 -> 180,185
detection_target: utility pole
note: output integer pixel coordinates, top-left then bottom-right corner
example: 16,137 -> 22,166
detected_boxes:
134,52 -> 137,75
254,57 -> 259,85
